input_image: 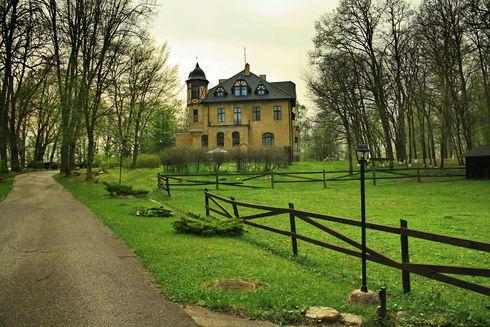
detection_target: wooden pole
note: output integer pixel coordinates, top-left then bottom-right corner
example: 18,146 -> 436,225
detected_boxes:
165,176 -> 171,197
231,196 -> 239,218
289,203 -> 298,255
205,188 -> 210,216
323,170 -> 327,188
216,171 -> 219,190
400,219 -> 411,293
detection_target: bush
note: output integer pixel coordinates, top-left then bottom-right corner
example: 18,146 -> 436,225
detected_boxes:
94,153 -> 160,170
161,147 -> 290,173
27,161 -> 45,170
131,154 -> 160,169
134,206 -> 174,217
103,182 -> 149,197
173,214 -> 244,236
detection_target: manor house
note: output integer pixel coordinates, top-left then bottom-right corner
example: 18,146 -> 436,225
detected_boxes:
176,63 -> 300,161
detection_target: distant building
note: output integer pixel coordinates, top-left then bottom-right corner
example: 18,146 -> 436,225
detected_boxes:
465,145 -> 490,179
175,62 -> 300,161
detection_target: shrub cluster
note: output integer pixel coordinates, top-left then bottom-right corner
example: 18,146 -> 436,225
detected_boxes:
173,214 -> 244,237
134,207 -> 174,217
160,147 -> 290,173
94,153 -> 160,170
103,182 -> 149,197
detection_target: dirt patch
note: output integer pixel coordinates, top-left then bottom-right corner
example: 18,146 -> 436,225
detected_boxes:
212,279 -> 259,292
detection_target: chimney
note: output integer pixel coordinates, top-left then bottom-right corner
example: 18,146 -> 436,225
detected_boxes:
259,74 -> 267,81
219,79 -> 226,84
244,63 -> 250,76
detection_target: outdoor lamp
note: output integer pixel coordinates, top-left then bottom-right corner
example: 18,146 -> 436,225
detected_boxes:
356,143 -> 370,293
356,143 -> 370,163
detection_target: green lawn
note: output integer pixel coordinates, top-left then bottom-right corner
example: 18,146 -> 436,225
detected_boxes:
0,176 -> 13,199
55,161 -> 490,326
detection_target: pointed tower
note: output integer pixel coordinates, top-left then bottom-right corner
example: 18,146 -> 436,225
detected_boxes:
186,63 -> 209,106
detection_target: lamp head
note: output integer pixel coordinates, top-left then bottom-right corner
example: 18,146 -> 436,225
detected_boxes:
356,144 -> 370,163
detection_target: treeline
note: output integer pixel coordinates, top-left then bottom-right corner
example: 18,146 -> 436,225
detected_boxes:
307,0 -> 489,170
0,0 -> 180,178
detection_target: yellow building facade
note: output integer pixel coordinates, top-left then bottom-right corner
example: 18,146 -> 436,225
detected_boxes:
176,63 -> 300,160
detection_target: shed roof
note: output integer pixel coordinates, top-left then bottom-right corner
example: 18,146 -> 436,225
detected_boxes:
465,145 -> 490,157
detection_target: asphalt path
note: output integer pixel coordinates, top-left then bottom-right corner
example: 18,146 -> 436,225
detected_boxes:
0,171 -> 197,327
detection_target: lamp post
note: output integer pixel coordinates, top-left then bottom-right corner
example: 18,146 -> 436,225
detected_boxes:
356,143 -> 370,293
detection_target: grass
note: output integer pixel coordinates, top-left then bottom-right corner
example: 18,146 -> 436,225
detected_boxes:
0,176 -> 13,199
55,161 -> 490,326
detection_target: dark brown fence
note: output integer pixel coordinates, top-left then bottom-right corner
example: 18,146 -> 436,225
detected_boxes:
157,167 -> 465,195
203,190 -> 490,296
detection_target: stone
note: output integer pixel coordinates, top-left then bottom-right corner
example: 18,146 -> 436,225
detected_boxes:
304,306 -> 341,323
341,313 -> 363,326
348,289 -> 380,305
395,311 -> 410,319
211,280 -> 258,292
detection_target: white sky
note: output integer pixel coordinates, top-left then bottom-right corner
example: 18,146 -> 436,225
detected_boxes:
150,0 -> 421,110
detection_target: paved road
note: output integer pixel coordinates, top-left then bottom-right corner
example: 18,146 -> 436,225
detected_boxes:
0,171 -> 197,327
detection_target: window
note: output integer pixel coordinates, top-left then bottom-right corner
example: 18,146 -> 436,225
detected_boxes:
217,132 -> 224,147
262,133 -> 274,146
232,131 -> 240,146
202,135 -> 208,148
217,108 -> 225,122
273,106 -> 282,120
191,85 -> 199,99
256,83 -> 267,95
192,109 -> 198,122
215,86 -> 226,97
233,80 -> 248,96
233,107 -> 242,125
252,106 -> 261,121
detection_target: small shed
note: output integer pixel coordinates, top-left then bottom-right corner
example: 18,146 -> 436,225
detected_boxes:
465,145 -> 490,179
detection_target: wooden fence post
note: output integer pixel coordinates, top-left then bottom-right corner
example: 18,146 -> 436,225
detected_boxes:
289,203 -> 298,255
323,170 -> 327,188
372,167 -> 376,186
417,168 -> 421,182
271,172 -> 275,189
165,176 -> 171,197
231,197 -> 239,218
400,219 -> 411,293
204,188 -> 210,216
216,171 -> 219,190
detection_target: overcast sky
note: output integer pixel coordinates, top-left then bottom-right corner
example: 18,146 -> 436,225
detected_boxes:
150,0 -> 421,110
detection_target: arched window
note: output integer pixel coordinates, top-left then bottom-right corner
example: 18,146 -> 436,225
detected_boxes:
232,131 -> 240,146
262,133 -> 274,146
201,135 -> 208,148
255,83 -> 268,95
217,132 -> 224,147
215,86 -> 226,97
233,80 -> 248,96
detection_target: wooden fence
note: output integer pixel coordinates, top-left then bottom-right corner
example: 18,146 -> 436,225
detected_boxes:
158,167 -> 465,195
203,190 -> 490,296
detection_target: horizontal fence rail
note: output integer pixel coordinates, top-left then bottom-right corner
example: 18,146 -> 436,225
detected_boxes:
203,190 -> 490,296
157,166 -> 465,194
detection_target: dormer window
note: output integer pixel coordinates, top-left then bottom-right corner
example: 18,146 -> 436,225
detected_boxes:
215,86 -> 226,97
255,83 -> 268,95
233,80 -> 248,96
